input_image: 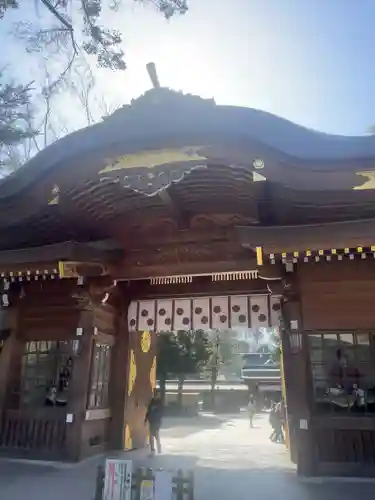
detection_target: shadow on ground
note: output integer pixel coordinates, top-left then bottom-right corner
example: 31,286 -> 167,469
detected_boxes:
133,453 -> 375,500
1,413 -> 375,500
1,450 -> 375,500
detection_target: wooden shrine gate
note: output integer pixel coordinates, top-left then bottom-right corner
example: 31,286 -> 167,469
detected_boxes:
123,293 -> 282,451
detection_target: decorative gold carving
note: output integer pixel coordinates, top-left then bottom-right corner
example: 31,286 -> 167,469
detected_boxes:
99,146 -> 208,174
71,282 -> 118,310
58,261 -> 108,279
127,350 -> 137,396
353,171 -> 375,190
141,331 -> 151,353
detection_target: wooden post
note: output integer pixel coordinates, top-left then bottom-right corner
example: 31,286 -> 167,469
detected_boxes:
281,268 -> 315,475
0,305 -> 21,412
65,308 -> 94,461
108,289 -> 131,449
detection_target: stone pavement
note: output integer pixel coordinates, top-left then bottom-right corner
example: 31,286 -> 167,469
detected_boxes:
0,413 -> 374,500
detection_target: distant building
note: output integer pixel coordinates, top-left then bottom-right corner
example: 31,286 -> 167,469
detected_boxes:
241,350 -> 281,399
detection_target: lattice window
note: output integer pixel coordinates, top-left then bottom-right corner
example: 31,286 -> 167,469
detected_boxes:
308,331 -> 375,415
20,340 -> 79,408
87,343 -> 112,409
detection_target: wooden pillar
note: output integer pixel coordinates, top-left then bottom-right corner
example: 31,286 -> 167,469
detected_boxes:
109,285 -> 157,452
64,307 -> 94,461
0,306 -> 20,412
109,290 -> 131,449
281,267 -> 314,475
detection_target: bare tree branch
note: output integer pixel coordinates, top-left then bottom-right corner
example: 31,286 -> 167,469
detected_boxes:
40,0 -> 72,30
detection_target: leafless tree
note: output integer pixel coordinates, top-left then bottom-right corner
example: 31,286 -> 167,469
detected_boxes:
64,58 -> 96,125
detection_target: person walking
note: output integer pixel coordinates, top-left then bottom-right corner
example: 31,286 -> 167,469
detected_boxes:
145,393 -> 163,456
269,402 -> 277,441
270,402 -> 284,443
247,396 -> 256,428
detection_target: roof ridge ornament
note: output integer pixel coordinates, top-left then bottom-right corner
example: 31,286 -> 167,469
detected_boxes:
105,62 -> 216,127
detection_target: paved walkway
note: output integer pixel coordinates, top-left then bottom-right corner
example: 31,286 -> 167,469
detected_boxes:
0,413 -> 373,500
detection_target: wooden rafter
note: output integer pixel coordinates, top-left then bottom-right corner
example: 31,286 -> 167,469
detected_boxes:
0,240 -> 123,267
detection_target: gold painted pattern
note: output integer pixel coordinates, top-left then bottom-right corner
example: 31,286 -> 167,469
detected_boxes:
267,247 -> 375,264
141,331 -> 151,353
353,171 -> 375,190
99,146 -> 208,173
124,424 -> 132,450
127,350 -> 137,396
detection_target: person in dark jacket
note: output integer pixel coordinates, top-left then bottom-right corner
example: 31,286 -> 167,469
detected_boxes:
145,394 -> 163,456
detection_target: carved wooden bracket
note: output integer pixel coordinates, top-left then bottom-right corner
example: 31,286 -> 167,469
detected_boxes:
71,281 -> 119,310
59,261 -> 109,279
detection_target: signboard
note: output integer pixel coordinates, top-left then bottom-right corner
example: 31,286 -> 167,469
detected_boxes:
140,480 -> 154,500
154,470 -> 173,500
103,459 -> 132,500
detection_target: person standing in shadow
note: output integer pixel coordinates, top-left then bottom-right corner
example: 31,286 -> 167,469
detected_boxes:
247,395 -> 256,428
145,392 -> 163,456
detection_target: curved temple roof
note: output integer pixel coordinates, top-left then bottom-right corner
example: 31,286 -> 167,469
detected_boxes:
1,87 -> 375,201
1,88 -> 375,252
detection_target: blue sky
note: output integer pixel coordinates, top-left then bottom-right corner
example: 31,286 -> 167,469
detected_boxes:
2,0 -> 375,136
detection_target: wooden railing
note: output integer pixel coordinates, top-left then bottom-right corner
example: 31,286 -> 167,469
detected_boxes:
0,409 -> 67,458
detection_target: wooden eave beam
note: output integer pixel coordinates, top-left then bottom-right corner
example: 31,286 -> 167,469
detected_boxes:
236,218 -> 375,254
0,239 -> 124,267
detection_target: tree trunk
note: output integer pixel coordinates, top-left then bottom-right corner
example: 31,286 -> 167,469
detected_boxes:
177,374 -> 184,408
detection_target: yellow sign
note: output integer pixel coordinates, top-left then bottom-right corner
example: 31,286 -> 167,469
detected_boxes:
99,146 -> 208,174
353,171 -> 375,190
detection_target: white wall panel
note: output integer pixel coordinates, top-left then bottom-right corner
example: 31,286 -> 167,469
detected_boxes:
192,297 -> 210,330
211,296 -> 229,330
128,301 -> 138,332
249,295 -> 269,330
230,295 -> 249,328
173,299 -> 192,331
138,300 -> 156,332
156,299 -> 173,332
128,293 -> 276,334
270,295 -> 282,328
